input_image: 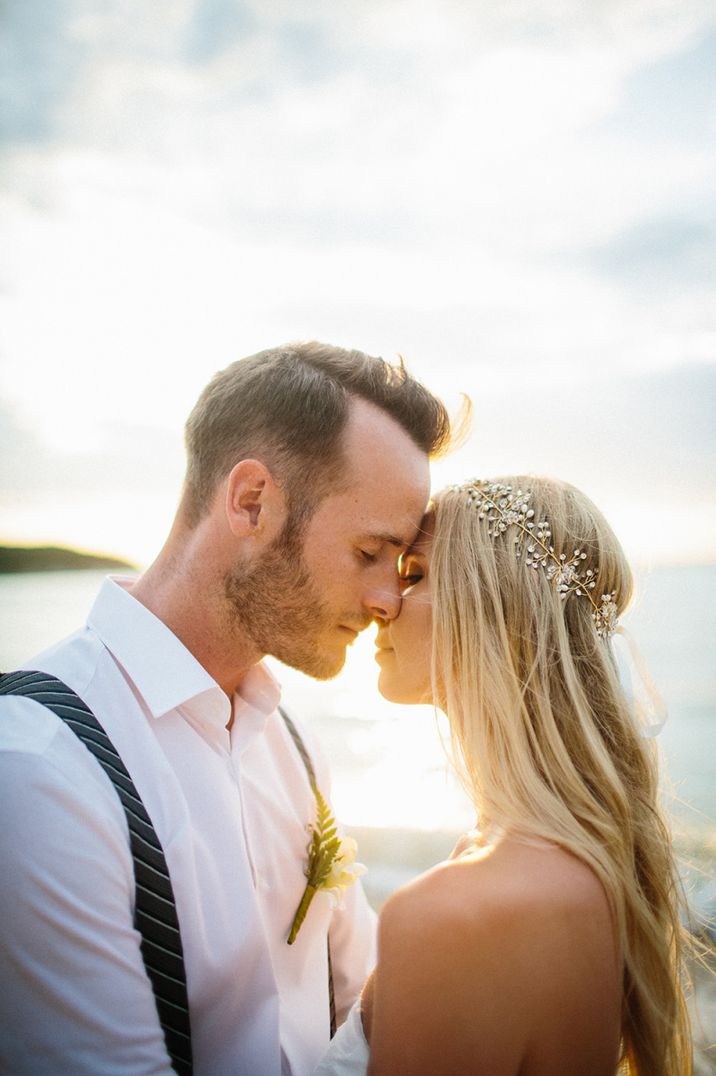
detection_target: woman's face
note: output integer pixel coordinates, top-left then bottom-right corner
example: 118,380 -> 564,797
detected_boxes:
374,520 -> 434,705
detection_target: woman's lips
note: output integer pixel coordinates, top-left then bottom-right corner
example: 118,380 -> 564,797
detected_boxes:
374,646 -> 394,661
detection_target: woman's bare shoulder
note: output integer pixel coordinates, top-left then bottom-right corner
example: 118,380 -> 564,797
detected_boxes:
380,835 -> 611,945
368,838 -> 620,1074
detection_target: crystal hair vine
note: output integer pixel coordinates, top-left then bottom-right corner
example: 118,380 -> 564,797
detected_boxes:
453,481 -> 618,638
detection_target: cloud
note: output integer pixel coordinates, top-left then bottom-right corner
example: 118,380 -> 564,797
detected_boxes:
0,400 -> 183,498
0,0 -> 699,276
0,0 -> 714,562
0,401 -> 49,484
183,0 -> 258,67
2,363 -> 714,564
0,0 -> 84,143
4,1 -> 714,160
430,362 -> 716,563
435,362 -> 716,500
602,24 -> 716,146
586,215 -> 716,293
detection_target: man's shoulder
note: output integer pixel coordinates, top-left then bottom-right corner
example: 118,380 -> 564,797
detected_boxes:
0,691 -> 67,755
0,646 -> 132,854
0,630 -> 112,757
27,627 -> 106,692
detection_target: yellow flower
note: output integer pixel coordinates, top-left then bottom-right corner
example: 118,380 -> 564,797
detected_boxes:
323,836 -> 366,905
287,789 -> 365,944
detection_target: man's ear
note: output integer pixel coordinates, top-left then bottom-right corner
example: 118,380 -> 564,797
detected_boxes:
224,459 -> 286,539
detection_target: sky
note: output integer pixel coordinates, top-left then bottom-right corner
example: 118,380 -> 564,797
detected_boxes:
1,0 -> 715,566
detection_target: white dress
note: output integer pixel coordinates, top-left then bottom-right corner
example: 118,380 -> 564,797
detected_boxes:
314,1001 -> 369,1075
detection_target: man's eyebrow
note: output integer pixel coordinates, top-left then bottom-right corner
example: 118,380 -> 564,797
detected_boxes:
364,532 -> 411,549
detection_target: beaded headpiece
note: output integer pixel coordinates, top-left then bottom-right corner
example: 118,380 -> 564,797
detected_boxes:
453,480 -> 618,638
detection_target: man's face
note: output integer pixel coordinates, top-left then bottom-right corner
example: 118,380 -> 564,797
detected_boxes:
225,398 -> 430,679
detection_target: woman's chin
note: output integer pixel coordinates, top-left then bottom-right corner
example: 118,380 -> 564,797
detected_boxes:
377,667 -> 432,707
377,678 -> 401,704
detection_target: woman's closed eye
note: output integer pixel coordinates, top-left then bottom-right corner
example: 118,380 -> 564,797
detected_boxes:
398,558 -> 424,592
400,571 -> 422,584
399,574 -> 422,594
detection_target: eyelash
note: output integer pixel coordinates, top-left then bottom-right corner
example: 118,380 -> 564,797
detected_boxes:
359,550 -> 379,564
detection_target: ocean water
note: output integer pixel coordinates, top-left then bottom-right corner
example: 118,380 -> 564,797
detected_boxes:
1,566 -> 715,913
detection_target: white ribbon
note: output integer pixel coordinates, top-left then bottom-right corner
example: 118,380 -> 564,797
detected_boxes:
611,626 -> 668,738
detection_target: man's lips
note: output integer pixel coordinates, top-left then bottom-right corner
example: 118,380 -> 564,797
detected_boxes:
339,619 -> 373,639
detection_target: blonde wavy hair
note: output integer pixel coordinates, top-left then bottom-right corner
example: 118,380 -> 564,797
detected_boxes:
430,475 -> 691,1076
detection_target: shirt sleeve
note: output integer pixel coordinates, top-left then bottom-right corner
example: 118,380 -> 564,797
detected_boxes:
0,698 -> 175,1075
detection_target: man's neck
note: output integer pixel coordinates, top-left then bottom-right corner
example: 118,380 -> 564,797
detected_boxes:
129,543 -> 263,700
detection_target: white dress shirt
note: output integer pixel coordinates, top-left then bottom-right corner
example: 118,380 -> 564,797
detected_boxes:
0,577 -> 376,1075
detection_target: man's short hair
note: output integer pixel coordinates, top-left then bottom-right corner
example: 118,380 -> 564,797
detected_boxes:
183,341 -> 452,525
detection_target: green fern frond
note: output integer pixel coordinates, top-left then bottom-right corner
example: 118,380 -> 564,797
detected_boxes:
304,785 -> 342,887
289,783 -> 360,944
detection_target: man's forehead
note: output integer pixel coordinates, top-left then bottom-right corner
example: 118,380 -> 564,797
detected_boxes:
330,432 -> 430,545
375,509 -> 433,556
342,399 -> 431,495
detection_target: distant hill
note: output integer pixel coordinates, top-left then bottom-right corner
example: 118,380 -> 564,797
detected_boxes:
0,545 -> 137,574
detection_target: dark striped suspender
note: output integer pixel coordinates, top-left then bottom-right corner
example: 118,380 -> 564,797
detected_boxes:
0,671 -> 338,1070
0,670 -> 193,1074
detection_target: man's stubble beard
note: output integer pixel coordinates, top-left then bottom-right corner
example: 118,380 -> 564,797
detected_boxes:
223,518 -> 348,680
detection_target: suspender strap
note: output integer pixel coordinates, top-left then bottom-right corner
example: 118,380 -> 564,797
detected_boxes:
279,706 -> 318,786
0,671 -> 193,1075
279,706 -> 338,1039
1,670 -> 338,1054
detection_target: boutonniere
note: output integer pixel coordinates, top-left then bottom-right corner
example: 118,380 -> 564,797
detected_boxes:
287,785 -> 365,945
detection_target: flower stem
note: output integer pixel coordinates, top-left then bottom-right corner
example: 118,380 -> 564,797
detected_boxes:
288,884 -> 317,944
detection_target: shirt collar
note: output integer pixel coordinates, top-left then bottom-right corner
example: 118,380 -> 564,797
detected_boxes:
87,577 -> 281,731
230,660 -> 283,752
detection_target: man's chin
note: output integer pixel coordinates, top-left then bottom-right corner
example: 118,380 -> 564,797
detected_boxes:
274,644 -> 347,682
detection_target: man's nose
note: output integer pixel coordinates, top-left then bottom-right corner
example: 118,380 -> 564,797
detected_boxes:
363,581 -> 402,622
